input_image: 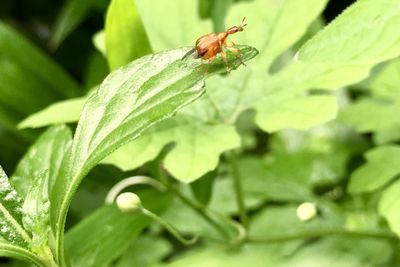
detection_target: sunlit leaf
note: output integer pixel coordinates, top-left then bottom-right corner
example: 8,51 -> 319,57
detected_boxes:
105,0 -> 152,69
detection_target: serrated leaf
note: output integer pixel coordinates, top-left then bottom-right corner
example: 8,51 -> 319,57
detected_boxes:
379,179 -> 400,237
65,190 -> 171,267
52,46 -> 257,263
348,145 -> 400,194
12,125 -> 73,196
0,166 -> 31,248
105,0 -> 152,70
18,98 -> 86,129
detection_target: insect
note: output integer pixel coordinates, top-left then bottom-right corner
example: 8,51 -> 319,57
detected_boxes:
183,17 -> 247,72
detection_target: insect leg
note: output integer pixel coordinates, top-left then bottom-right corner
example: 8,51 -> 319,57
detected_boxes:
226,42 -> 247,67
220,51 -> 231,72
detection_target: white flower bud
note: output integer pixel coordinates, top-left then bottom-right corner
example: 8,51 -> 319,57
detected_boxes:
116,192 -> 142,213
296,202 -> 317,221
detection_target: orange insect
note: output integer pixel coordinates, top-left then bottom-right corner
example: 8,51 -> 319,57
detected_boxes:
183,17 -> 247,71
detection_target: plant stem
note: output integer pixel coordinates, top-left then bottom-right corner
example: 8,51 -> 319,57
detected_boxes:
228,151 -> 249,229
168,184 -> 231,240
157,167 -> 231,240
245,229 -> 398,243
140,207 -> 198,245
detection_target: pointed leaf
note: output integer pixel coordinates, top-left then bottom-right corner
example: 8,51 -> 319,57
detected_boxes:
18,98 -> 86,129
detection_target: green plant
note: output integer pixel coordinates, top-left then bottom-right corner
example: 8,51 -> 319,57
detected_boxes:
1,0 -> 400,266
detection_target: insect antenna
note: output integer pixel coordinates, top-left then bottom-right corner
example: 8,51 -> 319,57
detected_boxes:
240,17 -> 247,28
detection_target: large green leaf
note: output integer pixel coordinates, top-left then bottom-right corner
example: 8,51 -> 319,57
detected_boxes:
51,46 -> 257,265
11,125 -> 73,197
0,166 -> 31,248
105,0 -> 152,70
65,190 -> 171,267
348,145 -> 400,194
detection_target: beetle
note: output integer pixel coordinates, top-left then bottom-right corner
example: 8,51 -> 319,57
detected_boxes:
183,17 -> 247,71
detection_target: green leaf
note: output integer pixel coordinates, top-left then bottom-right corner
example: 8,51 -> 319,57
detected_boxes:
297,0 -> 400,64
239,156 -> 313,202
348,145 -> 400,194
249,205 -> 344,240
18,98 -> 86,129
379,179 -> 400,237
21,172 -> 51,253
190,170 -> 216,206
338,98 -> 400,133
104,116 -> 240,182
115,236 -> 171,267
0,166 -> 31,248
255,95 -> 338,132
52,46 -> 257,264
50,0 -> 98,48
92,30 -> 106,56
0,22 -> 81,99
65,190 -> 171,267
338,58 -> 400,142
105,0 -> 152,70
12,125 -> 73,197
136,0 -> 212,52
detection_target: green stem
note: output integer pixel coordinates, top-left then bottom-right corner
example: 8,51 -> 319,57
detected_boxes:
157,168 -> 231,240
228,151 -> 249,229
168,184 -> 231,240
140,207 -> 197,245
245,229 -> 398,243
